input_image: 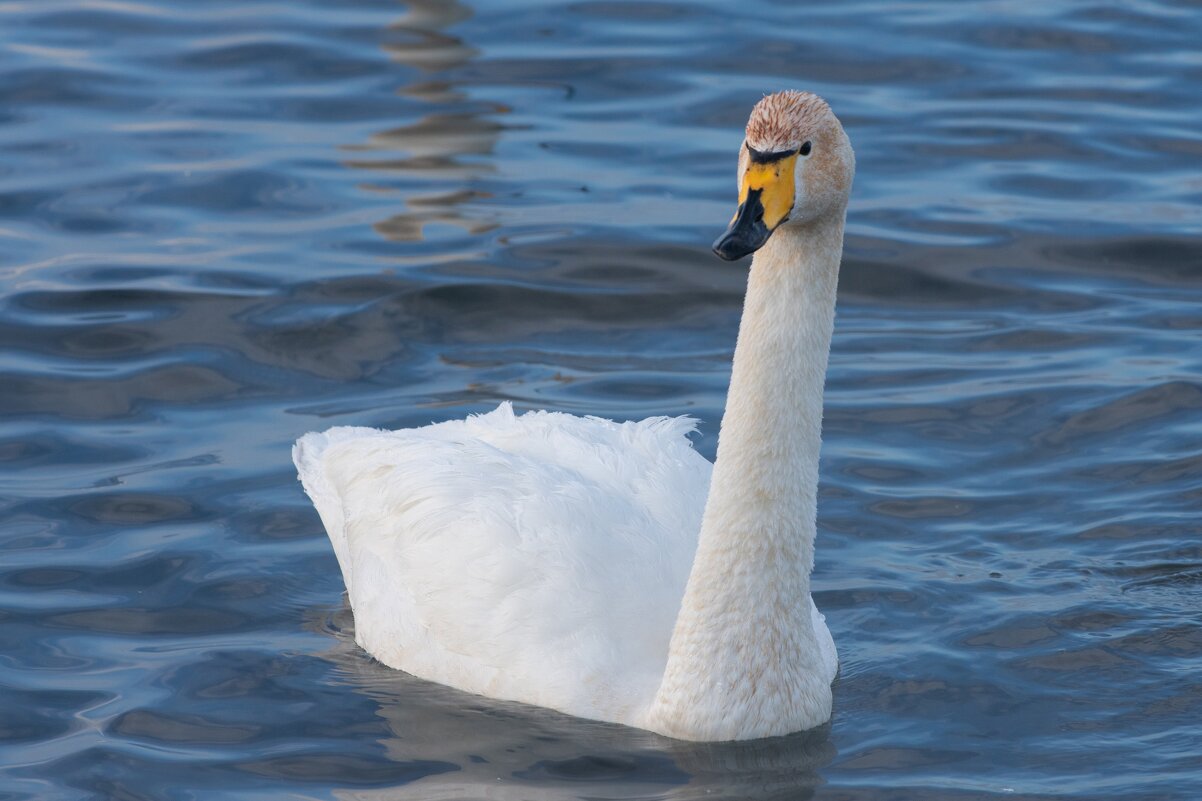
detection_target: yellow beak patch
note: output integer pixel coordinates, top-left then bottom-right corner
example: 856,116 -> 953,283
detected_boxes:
737,154 -> 797,230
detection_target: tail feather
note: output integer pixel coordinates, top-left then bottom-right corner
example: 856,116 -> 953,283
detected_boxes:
293,428 -> 366,594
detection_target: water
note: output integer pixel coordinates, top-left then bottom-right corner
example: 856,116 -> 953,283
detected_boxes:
2,0 -> 1201,798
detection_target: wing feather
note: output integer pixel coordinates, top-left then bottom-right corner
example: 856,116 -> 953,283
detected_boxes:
294,403 -> 711,719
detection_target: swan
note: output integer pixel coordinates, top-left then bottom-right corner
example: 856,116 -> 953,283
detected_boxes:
294,90 -> 855,742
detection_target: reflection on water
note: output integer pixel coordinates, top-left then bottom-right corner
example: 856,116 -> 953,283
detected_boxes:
345,0 -> 500,243
1,0 -> 1201,799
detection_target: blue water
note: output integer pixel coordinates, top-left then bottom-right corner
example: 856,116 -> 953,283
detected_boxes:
2,0 -> 1201,798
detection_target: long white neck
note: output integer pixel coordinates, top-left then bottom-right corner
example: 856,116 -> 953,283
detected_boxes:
646,212 -> 845,741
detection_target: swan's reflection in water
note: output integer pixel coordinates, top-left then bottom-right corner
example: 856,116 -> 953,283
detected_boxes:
341,0 -> 500,243
315,606 -> 835,801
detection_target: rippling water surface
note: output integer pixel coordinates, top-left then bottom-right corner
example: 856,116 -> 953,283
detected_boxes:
2,1 -> 1201,798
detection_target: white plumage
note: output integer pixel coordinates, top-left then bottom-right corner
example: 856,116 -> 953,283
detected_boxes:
295,90 -> 855,741
295,404 -> 711,723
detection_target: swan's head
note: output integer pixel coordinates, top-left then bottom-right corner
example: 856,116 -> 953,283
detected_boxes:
713,91 -> 855,261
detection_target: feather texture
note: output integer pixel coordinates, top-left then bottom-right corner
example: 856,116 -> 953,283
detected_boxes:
295,404 -> 712,723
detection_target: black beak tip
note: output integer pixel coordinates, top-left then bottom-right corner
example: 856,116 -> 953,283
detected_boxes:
712,234 -> 754,261
714,190 -> 771,261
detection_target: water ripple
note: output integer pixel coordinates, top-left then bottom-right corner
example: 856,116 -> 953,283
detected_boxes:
2,0 -> 1201,799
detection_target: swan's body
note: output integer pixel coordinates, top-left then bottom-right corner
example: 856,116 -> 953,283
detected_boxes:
295,407 -> 714,723
295,91 -> 855,741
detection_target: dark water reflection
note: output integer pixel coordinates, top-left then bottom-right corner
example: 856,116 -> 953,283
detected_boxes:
2,0 -> 1201,799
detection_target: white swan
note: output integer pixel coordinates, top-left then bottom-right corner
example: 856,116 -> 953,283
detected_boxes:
295,90 -> 855,742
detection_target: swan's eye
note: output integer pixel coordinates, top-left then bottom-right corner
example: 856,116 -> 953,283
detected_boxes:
799,141 -> 812,157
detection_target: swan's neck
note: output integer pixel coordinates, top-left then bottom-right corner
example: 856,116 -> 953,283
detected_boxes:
647,213 -> 844,741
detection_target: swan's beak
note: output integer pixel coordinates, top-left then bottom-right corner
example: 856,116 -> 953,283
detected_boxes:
713,152 -> 797,261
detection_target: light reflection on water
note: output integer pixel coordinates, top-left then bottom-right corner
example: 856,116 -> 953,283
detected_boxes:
1,0 -> 1201,799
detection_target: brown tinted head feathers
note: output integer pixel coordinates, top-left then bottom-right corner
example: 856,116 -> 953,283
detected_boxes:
745,91 -> 831,153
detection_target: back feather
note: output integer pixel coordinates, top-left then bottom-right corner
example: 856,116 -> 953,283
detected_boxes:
294,403 -> 711,720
